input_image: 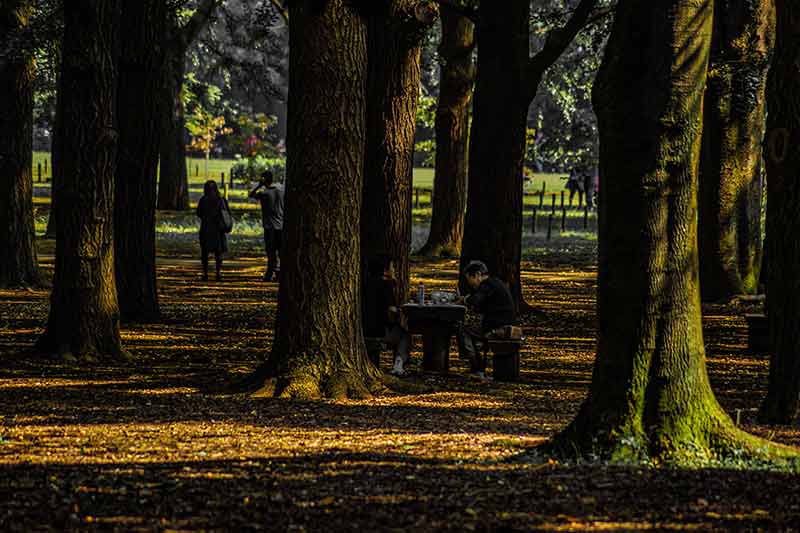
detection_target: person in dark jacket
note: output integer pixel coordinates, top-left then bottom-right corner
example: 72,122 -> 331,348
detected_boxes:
248,170 -> 284,281
196,180 -> 230,281
457,260 -> 517,379
363,254 -> 411,375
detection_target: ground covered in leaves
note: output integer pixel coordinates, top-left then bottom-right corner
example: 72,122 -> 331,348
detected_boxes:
2,242 -> 800,531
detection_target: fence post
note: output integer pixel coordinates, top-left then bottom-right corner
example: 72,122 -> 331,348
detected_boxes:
415,188 -> 419,208
37,163 -> 42,183
44,159 -> 48,176
547,213 -> 553,241
221,171 -> 226,189
539,181 -> 546,208
531,209 -> 537,234
560,190 -> 565,209
550,193 -> 556,215
196,164 -> 199,177
561,208 -> 567,232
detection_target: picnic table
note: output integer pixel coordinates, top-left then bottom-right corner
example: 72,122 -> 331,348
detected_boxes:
402,303 -> 466,373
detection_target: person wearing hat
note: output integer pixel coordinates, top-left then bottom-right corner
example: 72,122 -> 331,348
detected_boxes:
457,260 -> 517,380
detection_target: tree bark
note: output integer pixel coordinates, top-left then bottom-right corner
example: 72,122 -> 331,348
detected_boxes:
114,0 -> 165,322
37,0 -> 126,362
418,6 -> 474,258
459,1 -> 530,306
361,1 -> 436,304
156,0 -> 220,211
0,0 -> 41,288
459,0 -> 598,309
758,0 -> 800,425
250,0 -> 381,399
698,0 -> 773,302
156,37 -> 190,211
45,94 -> 59,239
547,0 -> 792,461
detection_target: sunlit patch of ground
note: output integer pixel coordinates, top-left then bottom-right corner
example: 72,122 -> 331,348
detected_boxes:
1,243 -> 799,531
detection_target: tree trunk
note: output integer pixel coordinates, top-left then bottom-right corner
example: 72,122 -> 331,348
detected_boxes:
361,2 -> 435,305
156,39 -> 189,211
114,0 -> 165,322
459,1 -> 530,307
549,0 -> 789,461
758,0 -> 800,425
698,0 -> 773,302
37,0 -> 126,362
45,94 -> 59,239
250,0 -> 381,399
418,6 -> 474,258
0,0 -> 40,288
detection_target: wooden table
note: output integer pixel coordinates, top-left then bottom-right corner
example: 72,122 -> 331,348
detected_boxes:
402,303 -> 466,373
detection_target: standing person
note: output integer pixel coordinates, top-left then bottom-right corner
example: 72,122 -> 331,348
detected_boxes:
249,170 -> 284,281
196,180 -> 230,281
457,260 -> 517,380
564,169 -> 584,205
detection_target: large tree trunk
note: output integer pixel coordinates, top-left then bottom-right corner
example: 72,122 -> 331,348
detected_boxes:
114,0 -> 165,322
0,0 -> 40,288
45,96 -> 59,239
418,6 -> 474,258
459,1 -> 529,306
156,38 -> 189,211
758,0 -> 800,425
361,1 -> 436,304
37,0 -> 126,362
698,0 -> 773,302
549,0 -> 789,461
250,0 -> 381,399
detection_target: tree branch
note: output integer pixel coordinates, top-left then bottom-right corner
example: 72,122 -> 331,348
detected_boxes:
268,0 -> 289,24
428,0 -> 477,24
525,0 -> 601,97
181,0 -> 222,46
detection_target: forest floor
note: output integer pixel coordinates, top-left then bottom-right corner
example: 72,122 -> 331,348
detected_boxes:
2,239 -> 800,531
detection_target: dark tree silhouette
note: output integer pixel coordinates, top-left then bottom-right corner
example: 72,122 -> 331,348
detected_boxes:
361,0 -> 438,304
548,0 -> 793,461
698,0 -> 773,302
418,5 -> 475,258
0,0 -> 41,288
37,0 -> 126,362
114,0 -> 166,322
459,0 -> 598,308
759,0 -> 800,425
157,0 -> 220,211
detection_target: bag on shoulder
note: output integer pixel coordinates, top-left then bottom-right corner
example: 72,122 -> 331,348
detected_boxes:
220,199 -> 234,233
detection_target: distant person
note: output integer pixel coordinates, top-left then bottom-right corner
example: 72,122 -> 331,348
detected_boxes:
457,260 -> 517,380
249,170 -> 284,282
196,180 -> 231,281
363,254 -> 411,376
564,170 -> 584,205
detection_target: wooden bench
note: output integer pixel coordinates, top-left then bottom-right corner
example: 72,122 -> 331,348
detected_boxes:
485,338 -> 524,382
364,337 -> 388,368
745,313 -> 769,354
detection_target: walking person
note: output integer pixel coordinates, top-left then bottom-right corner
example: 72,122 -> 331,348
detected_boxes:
196,180 -> 230,281
249,170 -> 284,281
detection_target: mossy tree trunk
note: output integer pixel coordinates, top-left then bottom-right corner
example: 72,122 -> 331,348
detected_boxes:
0,0 -> 41,288
361,1 -> 437,304
252,0 -> 382,399
459,0 -> 598,309
36,0 -> 126,363
758,0 -> 800,425
548,0 -> 791,461
698,0 -> 774,302
114,0 -> 165,322
418,6 -> 474,258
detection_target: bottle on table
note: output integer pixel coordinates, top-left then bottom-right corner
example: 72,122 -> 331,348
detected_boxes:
417,282 -> 425,304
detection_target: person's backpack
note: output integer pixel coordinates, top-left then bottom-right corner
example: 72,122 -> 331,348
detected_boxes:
220,199 -> 234,233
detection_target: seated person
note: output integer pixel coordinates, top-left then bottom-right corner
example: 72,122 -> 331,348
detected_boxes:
363,254 -> 411,376
457,260 -> 517,380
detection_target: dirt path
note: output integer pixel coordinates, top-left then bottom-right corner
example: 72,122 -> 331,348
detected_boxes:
1,254 -> 798,531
